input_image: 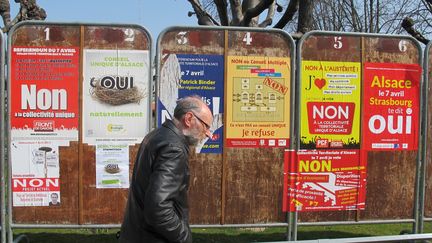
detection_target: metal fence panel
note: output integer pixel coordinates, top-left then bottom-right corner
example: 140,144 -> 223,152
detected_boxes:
156,26 -> 296,225
293,31 -> 424,239
6,21 -> 152,242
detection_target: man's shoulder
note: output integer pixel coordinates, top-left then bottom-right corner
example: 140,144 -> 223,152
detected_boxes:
148,122 -> 186,147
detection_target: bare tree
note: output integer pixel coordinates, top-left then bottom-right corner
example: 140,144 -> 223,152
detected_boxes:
187,0 -> 313,34
185,0 -> 432,43
0,0 -> 46,33
401,0 -> 432,44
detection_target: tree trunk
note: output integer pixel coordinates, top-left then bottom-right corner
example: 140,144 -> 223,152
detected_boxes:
297,0 -> 314,33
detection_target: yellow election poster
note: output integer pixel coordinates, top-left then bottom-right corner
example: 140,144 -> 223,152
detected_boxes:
226,56 -> 291,148
300,61 -> 361,149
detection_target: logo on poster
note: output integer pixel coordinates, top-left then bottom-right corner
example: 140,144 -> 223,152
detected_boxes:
33,120 -> 54,132
107,124 -> 125,132
316,139 -> 329,148
90,76 -> 134,90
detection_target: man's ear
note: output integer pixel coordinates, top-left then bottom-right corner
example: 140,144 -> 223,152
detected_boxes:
183,112 -> 193,128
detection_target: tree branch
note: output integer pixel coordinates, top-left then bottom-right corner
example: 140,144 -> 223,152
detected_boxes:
229,0 -> 242,25
187,0 -> 220,26
297,0 -> 314,34
241,0 -> 274,27
402,17 -> 429,45
258,1 -> 275,27
0,0 -> 10,28
2,0 -> 46,32
273,0 -> 299,29
214,0 -> 229,26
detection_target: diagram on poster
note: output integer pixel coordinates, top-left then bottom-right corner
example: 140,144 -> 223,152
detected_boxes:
226,56 -> 291,148
232,77 -> 285,122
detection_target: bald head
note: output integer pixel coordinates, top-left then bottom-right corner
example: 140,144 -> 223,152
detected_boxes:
173,95 -> 210,120
173,95 -> 213,145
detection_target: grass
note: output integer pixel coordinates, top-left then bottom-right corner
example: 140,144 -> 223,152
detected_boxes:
10,223 -> 432,243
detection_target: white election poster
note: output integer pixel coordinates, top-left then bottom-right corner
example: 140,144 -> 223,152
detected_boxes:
83,49 -> 149,145
11,140 -> 64,206
96,144 -> 129,188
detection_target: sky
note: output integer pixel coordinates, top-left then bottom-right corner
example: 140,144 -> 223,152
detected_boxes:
10,0 -> 197,44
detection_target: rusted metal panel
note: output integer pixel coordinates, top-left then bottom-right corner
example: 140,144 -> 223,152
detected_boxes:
424,46 -> 432,218
224,148 -> 286,223
301,35 -> 361,62
13,143 -> 80,224
79,25 -> 149,224
223,30 -> 293,224
79,145 -> 139,224
188,153 -> 222,224
158,28 -> 224,224
10,24 -> 80,224
298,34 -> 361,222
361,36 -> 418,220
298,33 -> 420,222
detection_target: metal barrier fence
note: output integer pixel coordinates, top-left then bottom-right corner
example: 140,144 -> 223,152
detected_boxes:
288,30 -> 424,241
156,26 -> 296,227
2,24 -> 432,243
422,41 -> 432,231
258,233 -> 432,243
0,30 -> 5,243
6,21 -> 152,243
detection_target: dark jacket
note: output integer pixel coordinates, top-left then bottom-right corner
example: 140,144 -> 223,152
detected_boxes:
119,120 -> 192,243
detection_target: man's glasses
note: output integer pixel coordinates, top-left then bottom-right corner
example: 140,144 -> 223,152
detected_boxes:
190,111 -> 211,131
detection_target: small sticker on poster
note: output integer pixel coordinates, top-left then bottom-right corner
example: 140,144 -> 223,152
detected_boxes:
96,144 -> 129,188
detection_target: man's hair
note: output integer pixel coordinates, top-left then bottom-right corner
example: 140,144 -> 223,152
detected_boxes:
173,95 -> 203,119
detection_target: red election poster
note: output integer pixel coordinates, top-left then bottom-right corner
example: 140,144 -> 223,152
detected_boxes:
283,149 -> 366,212
10,46 -> 79,140
10,46 -> 79,206
363,63 -> 421,151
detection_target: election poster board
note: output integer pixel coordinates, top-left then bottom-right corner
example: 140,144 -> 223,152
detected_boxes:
225,56 -> 291,148
287,32 -> 421,221
223,30 -> 294,224
9,22 -> 152,226
80,25 -> 151,224
9,23 -> 81,224
157,28 -> 225,224
0,32 -> 5,243
424,42 -> 432,219
157,28 -> 295,224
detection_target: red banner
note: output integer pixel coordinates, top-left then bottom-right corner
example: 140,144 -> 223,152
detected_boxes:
10,46 -> 80,133
12,178 -> 60,192
307,102 -> 355,135
283,149 -> 366,212
362,63 -> 421,150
